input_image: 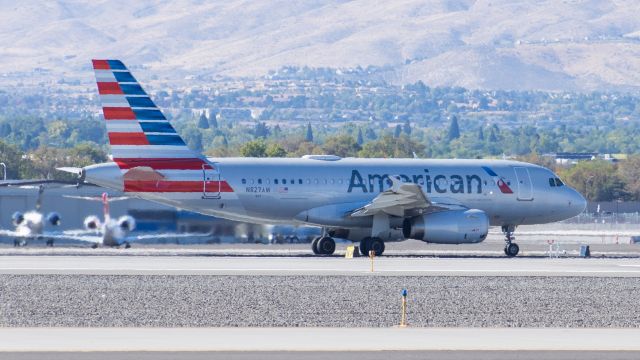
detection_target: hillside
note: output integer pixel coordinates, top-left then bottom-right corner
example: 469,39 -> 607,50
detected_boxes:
1,0 -> 640,91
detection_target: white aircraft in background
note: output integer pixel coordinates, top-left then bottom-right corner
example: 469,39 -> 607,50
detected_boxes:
65,192 -> 136,248
61,59 -> 587,257
6,185 -> 61,246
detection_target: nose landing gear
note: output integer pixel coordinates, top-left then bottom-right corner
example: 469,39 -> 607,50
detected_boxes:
503,225 -> 519,257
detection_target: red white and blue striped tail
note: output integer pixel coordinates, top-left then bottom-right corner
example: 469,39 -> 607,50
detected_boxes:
92,60 -> 231,194
92,59 -> 211,171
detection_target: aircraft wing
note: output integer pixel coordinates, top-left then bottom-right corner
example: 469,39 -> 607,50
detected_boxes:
349,176 -> 451,218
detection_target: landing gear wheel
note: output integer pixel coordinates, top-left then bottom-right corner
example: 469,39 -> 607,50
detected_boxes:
359,237 -> 371,256
91,243 -> 98,249
124,242 -> 131,249
505,243 -> 519,257
369,237 -> 385,256
316,236 -> 336,255
311,236 -> 321,255
46,239 -> 54,247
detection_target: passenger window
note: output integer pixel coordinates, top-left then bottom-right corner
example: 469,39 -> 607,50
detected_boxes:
314,179 -> 319,184
291,179 -> 294,184
274,179 -> 279,184
250,179 -> 254,185
555,178 -> 564,187
282,179 -> 287,184
338,179 -> 343,184
330,179 -> 335,184
306,179 -> 310,184
242,179 -> 246,184
549,178 -> 556,187
298,179 -> 303,185
266,179 -> 270,185
258,179 -> 262,185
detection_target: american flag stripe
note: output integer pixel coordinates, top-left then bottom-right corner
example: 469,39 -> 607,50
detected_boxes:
100,95 -> 130,107
106,121 -> 142,132
114,158 -> 214,170
109,146 -> 198,158
97,82 -> 123,94
103,107 -> 136,120
92,59 -> 233,193
108,132 -> 149,145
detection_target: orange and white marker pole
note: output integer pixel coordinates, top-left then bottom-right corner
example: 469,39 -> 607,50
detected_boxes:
369,250 -> 375,272
400,289 -> 408,327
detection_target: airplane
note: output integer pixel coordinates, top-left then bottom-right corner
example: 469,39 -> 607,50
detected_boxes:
59,59 -> 587,257
7,185 -> 61,246
64,192 -> 136,248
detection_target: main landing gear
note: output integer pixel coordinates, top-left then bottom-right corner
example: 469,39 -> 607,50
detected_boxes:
359,237 -> 385,256
311,236 -> 335,255
503,225 -> 519,257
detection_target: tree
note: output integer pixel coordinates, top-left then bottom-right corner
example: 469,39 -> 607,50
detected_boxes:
305,122 -> 314,142
322,134 -> 361,157
394,124 -> 402,138
265,143 -> 287,157
365,127 -> 377,140
359,134 -> 424,158
254,122 -> 270,138
208,109 -> 219,128
403,120 -> 412,135
558,160 -> 626,201
446,115 -> 460,141
489,124 -> 499,142
0,140 -> 33,179
356,128 -> 364,145
240,140 -> 267,157
197,112 -> 209,129
617,156 -> 640,199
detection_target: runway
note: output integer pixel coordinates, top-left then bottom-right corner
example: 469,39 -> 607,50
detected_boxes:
2,328 -> 640,352
2,255 -> 640,276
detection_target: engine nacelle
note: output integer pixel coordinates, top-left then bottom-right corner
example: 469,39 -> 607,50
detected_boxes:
12,212 -> 24,226
117,215 -> 136,232
84,216 -> 101,231
47,212 -> 61,226
402,209 -> 489,244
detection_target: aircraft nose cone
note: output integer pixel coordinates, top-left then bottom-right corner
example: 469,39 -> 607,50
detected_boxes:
568,189 -> 587,217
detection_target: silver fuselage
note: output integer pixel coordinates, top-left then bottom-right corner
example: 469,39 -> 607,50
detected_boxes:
85,157 -> 586,229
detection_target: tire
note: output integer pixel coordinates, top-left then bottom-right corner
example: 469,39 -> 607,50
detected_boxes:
360,237 -> 371,256
311,236 -> 321,255
124,242 -> 131,249
317,236 -> 336,255
505,243 -> 519,257
369,237 -> 385,256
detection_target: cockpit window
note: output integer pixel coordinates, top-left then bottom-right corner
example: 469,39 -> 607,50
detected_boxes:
555,178 -> 564,187
549,178 -> 556,187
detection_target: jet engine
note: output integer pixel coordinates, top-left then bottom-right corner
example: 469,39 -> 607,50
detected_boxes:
12,212 -> 24,226
402,209 -> 489,244
47,212 -> 61,226
117,215 -> 136,233
84,216 -> 102,231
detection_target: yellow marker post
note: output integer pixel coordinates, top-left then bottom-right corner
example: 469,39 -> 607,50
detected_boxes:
400,289 -> 408,327
369,250 -> 375,272
345,246 -> 354,259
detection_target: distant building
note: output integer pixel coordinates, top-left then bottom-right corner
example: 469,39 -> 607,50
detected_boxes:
547,152 -> 619,166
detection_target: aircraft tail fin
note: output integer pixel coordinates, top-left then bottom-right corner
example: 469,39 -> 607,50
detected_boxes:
91,59 -> 211,171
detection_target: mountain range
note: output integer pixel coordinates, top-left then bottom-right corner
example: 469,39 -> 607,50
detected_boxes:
1,0 -> 639,91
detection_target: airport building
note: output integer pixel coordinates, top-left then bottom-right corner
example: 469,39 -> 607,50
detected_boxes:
0,181 -> 315,244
